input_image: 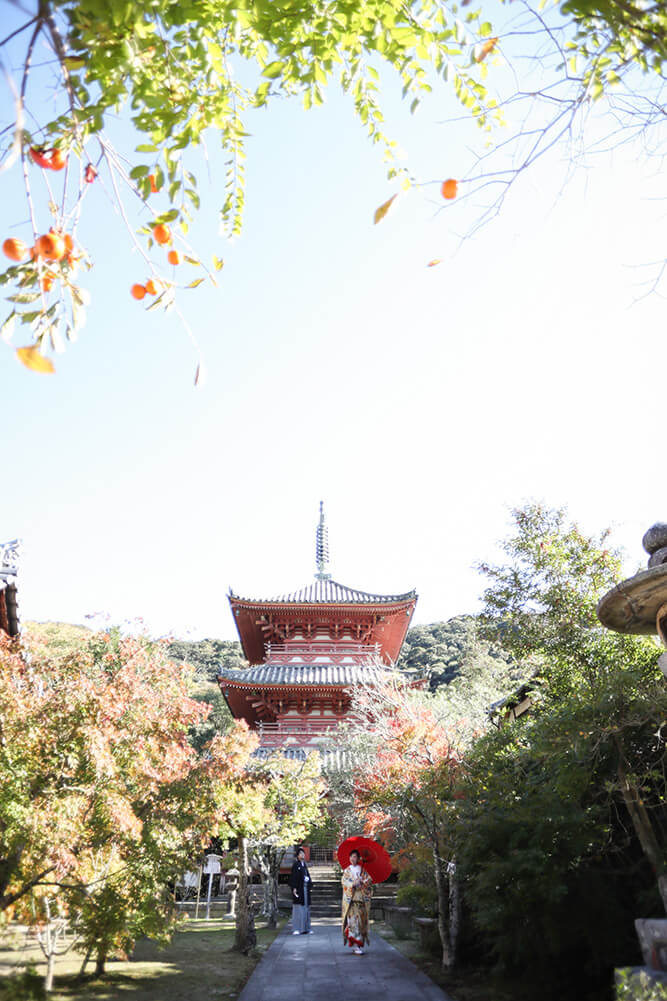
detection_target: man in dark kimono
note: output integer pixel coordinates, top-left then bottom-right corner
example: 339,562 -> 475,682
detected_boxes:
289,847 -> 313,935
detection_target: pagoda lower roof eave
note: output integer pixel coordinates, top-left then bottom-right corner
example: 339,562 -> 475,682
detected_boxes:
217,678 -> 379,690
217,667 -> 427,694
217,677 -> 393,690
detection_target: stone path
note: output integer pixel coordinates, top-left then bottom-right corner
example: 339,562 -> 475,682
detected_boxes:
238,916 -> 454,1001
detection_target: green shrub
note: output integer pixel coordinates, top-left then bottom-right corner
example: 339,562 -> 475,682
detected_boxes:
396,882 -> 434,912
0,966 -> 46,1001
616,969 -> 667,1000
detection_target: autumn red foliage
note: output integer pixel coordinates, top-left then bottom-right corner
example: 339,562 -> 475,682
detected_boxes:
351,682 -> 466,971
0,630 -> 256,973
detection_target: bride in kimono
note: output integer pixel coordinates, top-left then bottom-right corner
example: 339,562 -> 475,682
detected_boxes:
341,849 -> 373,955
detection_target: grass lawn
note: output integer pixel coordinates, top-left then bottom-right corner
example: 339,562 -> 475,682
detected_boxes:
0,917 -> 285,1001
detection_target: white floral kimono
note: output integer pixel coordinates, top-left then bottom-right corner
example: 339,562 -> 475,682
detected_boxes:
341,864 -> 373,948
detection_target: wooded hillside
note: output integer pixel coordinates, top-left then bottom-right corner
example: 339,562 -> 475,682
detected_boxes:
25,616 -> 521,695
395,615 -> 519,690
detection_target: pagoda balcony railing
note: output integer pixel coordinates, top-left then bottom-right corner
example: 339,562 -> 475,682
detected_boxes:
264,641 -> 381,664
257,718 -> 341,740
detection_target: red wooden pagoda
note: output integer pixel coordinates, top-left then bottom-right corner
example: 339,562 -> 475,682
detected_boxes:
217,505 -> 417,754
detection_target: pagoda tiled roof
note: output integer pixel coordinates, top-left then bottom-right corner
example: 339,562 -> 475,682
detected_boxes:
229,578 -> 416,606
217,661 -> 394,687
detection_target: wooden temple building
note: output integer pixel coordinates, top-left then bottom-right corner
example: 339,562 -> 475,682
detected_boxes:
217,505 -> 417,757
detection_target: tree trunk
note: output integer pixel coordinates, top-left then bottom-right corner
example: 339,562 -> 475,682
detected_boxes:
0,845 -> 24,907
267,874 -> 278,929
95,948 -> 106,977
617,754 -> 667,912
43,898 -> 55,993
255,850 -> 273,923
45,950 -> 55,993
78,947 -> 92,978
448,860 -> 460,963
266,846 -> 281,929
234,836 -> 250,952
432,842 -> 454,971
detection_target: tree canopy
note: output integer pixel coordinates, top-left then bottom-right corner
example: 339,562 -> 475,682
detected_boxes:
0,0 -> 495,372
454,504 -> 667,994
4,0 -> 663,374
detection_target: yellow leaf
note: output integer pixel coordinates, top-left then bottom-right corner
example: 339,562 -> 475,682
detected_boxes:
427,259 -> 442,268
373,194 -> 397,225
16,345 -> 55,374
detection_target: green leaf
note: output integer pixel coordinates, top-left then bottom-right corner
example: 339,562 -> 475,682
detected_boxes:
0,311 -> 16,342
156,209 -> 180,223
71,298 -> 86,332
262,62 -> 284,79
186,188 -> 201,210
255,81 -> 271,105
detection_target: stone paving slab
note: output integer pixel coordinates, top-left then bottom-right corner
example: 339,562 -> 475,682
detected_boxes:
239,917 -> 454,1001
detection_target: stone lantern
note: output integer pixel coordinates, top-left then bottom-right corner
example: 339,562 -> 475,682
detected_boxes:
597,523 -> 667,988
597,523 -> 667,664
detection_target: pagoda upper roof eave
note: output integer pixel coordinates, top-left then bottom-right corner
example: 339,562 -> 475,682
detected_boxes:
228,581 -> 417,608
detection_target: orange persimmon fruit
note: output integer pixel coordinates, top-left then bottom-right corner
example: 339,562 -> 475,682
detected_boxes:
29,147 -> 52,169
152,223 -> 171,245
144,278 -> 159,295
167,249 -> 182,265
3,238 -> 28,261
131,283 -> 147,300
148,174 -> 160,193
50,149 -> 67,171
35,231 -> 66,261
441,178 -> 458,200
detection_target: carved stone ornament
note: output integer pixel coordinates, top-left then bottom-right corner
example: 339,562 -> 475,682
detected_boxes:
0,540 -> 20,576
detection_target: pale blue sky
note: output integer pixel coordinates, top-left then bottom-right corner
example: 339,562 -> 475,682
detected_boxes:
1,1 -> 665,639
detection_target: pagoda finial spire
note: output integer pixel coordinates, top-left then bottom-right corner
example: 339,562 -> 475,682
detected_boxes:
315,501 -> 332,580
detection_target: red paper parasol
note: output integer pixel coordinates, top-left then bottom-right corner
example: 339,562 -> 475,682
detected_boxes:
337,836 -> 392,884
